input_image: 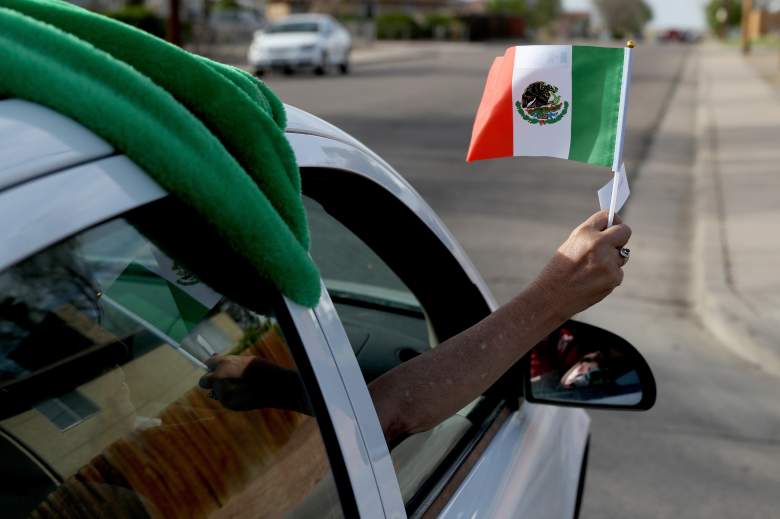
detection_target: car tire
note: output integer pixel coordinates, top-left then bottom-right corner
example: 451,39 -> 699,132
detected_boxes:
253,68 -> 265,77
282,66 -> 295,76
338,60 -> 349,75
314,52 -> 327,76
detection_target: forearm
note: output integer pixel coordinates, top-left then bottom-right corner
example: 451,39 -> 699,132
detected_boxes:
369,210 -> 631,448
369,279 -> 566,448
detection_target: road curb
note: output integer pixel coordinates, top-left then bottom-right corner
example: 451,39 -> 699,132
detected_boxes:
691,46 -> 780,377
351,46 -> 437,67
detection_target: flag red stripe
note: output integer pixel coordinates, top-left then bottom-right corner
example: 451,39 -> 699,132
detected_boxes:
466,47 -> 515,162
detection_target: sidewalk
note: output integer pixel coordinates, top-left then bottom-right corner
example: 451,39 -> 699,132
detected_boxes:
693,42 -> 780,376
744,47 -> 780,91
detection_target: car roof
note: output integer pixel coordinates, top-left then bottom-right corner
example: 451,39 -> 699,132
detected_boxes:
271,14 -> 331,24
284,104 -> 396,172
0,98 -> 498,311
0,99 -> 114,191
0,98 -> 388,193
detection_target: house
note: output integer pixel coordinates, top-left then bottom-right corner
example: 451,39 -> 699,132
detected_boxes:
556,10 -> 590,39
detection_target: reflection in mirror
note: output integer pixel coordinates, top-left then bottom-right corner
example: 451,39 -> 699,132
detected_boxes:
526,322 -> 654,409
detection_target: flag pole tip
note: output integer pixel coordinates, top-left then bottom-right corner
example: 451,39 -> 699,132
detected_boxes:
626,40 -> 635,48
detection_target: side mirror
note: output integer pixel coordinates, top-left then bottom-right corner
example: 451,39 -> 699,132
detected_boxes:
523,320 -> 656,410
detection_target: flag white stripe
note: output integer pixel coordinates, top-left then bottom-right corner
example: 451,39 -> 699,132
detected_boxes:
511,45 -> 572,159
612,47 -> 632,172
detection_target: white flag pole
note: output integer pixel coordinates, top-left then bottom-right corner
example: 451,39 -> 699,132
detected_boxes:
607,168 -> 621,226
608,40 -> 634,227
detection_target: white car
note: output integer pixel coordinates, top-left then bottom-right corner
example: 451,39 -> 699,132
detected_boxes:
248,14 -> 352,76
0,99 -> 655,518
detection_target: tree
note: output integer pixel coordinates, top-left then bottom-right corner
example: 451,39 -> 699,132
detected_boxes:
527,0 -> 561,28
487,0 -> 528,16
594,0 -> 653,39
705,0 -> 742,35
487,0 -> 561,28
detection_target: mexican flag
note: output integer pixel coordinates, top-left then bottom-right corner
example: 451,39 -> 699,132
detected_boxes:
467,45 -> 631,170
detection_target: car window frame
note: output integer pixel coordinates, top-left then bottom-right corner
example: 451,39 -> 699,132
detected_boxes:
302,167 -> 492,346
301,166 -> 522,516
0,163 -> 373,518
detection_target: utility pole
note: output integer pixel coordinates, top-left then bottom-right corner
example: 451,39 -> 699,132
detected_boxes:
741,0 -> 752,54
363,0 -> 376,44
166,0 -> 182,47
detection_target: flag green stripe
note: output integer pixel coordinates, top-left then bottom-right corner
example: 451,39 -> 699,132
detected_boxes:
569,46 -> 624,167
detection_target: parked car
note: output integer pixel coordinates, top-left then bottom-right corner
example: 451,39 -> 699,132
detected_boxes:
0,98 -> 655,518
247,14 -> 351,76
656,28 -> 701,44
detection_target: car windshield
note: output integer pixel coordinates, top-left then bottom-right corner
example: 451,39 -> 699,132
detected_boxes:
267,22 -> 319,33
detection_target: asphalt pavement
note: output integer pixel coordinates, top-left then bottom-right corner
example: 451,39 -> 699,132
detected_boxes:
264,42 -> 780,518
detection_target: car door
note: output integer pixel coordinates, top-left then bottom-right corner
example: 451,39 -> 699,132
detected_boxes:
289,131 -> 589,518
320,20 -> 340,66
331,21 -> 351,64
0,102 -> 390,517
300,166 -> 518,517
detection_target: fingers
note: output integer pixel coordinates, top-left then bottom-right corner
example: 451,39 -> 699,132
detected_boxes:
602,223 -> 631,247
583,210 -> 623,230
199,355 -> 244,389
199,354 -> 220,389
583,210 -> 609,230
198,370 -> 215,389
205,354 -> 220,371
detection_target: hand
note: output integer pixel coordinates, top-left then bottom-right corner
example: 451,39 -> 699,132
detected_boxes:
198,354 -> 311,414
534,210 -> 631,320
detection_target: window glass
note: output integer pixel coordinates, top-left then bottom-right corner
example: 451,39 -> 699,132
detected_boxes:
0,207 -> 345,518
267,22 -> 320,33
305,195 -> 474,504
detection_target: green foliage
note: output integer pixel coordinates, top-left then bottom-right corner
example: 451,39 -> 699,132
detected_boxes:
375,11 -> 464,40
376,12 -> 421,39
487,0 -> 559,28
595,0 -> 653,39
527,0 -> 561,28
213,0 -> 240,11
335,13 -> 362,24
233,321 -> 273,354
106,5 -> 165,38
487,0 -> 528,16
705,0 -> 742,32
424,13 -> 463,39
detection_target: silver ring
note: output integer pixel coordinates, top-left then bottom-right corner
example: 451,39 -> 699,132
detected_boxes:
619,247 -> 631,259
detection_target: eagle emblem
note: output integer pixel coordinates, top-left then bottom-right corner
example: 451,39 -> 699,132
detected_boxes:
516,81 -> 569,126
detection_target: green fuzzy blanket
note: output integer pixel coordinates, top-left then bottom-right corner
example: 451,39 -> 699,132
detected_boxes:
0,0 -> 321,306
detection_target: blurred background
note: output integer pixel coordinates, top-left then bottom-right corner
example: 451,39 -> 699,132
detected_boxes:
74,0 -> 780,517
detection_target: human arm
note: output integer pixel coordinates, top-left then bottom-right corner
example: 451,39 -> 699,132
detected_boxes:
200,210 -> 630,448
369,210 -> 631,447
199,354 -> 312,414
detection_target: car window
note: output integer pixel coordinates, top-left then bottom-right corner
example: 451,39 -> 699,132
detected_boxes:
267,22 -> 320,33
0,200 -> 348,519
304,195 -> 476,504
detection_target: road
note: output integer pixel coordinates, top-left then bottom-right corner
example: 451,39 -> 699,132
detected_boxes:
265,43 -> 780,518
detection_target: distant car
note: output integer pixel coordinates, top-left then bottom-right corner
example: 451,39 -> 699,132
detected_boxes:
247,14 -> 351,76
657,29 -> 700,44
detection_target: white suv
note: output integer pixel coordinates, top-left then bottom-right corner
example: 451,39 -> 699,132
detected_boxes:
248,14 -> 352,76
